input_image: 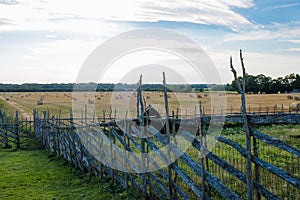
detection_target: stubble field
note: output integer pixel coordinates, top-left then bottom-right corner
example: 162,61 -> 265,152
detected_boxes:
0,91 -> 299,119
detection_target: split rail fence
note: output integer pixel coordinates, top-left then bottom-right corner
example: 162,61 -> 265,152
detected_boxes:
28,106 -> 299,200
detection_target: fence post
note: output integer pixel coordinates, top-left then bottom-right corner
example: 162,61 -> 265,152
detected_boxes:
15,111 -> 20,149
230,50 -> 253,200
137,75 -> 148,199
253,137 -> 261,200
43,111 -> 47,146
199,101 -> 206,200
124,110 -> 129,188
163,72 -> 173,200
51,115 -> 56,154
2,112 -> 10,148
274,104 -> 277,114
171,110 -> 178,199
33,109 -> 37,135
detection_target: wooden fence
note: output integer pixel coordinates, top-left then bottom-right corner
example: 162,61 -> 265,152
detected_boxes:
1,107 -> 299,199
1,52 -> 300,199
30,107 -> 300,200
0,110 -> 20,149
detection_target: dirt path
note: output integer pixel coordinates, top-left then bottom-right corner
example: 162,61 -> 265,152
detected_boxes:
0,96 -> 32,119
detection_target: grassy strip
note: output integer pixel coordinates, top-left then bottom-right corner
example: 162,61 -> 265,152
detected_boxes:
0,137 -> 142,200
0,99 -> 15,116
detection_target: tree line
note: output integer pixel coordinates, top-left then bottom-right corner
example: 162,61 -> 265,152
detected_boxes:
0,83 -> 209,92
226,73 -> 300,94
0,73 -> 299,93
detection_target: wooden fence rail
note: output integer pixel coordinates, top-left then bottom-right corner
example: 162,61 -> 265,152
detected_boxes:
1,106 -> 299,199
29,107 -> 300,200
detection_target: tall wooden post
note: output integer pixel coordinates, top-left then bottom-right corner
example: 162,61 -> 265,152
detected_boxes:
33,109 -> 37,135
51,115 -> 56,154
15,111 -> 20,149
43,111 -> 47,147
230,50 -> 253,200
199,101 -> 206,200
163,72 -> 173,199
137,75 -> 147,199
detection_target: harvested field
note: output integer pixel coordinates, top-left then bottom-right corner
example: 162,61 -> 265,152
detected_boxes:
0,92 -> 299,119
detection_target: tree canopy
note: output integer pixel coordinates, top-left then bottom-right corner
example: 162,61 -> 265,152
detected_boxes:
227,73 -> 300,94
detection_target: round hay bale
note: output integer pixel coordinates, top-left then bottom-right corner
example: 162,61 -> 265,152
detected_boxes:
289,103 -> 300,111
197,94 -> 202,99
88,98 -> 94,104
294,96 -> 300,101
287,95 -> 293,99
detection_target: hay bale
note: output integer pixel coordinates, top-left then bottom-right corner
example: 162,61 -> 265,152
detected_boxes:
197,94 -> 202,99
37,95 -> 44,105
289,103 -> 300,111
5,98 -> 9,101
294,96 -> 300,101
287,95 -> 293,99
88,98 -> 94,104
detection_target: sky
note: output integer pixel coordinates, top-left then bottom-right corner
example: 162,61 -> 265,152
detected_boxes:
0,0 -> 299,84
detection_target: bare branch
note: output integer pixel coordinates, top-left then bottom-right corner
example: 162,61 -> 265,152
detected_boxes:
240,49 -> 246,92
230,56 -> 243,94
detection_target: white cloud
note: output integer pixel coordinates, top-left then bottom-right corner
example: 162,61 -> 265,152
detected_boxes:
0,0 -> 16,5
1,0 -> 299,84
224,22 -> 300,41
0,38 -> 101,83
282,48 -> 300,52
0,0 -> 254,32
264,2 -> 300,11
283,39 -> 300,44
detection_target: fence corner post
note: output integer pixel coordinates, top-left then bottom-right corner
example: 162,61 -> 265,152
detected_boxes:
15,111 -> 20,149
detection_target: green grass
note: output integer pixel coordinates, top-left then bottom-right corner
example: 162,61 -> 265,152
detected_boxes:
0,99 -> 14,116
174,124 -> 300,199
0,137 -> 142,200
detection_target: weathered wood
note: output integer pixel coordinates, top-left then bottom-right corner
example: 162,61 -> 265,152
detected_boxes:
30,106 -> 300,200
230,50 -> 253,200
218,136 -> 300,188
182,130 -> 279,200
172,164 -> 208,199
148,171 -> 170,198
147,126 -> 242,200
147,179 -> 168,200
252,128 -> 300,157
162,72 -> 173,199
15,111 -> 20,149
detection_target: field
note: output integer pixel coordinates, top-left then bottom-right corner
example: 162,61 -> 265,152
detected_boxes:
0,91 -> 299,119
0,136 -> 142,200
1,91 -> 299,199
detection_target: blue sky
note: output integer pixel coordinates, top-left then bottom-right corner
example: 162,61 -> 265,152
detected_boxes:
0,0 -> 299,84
